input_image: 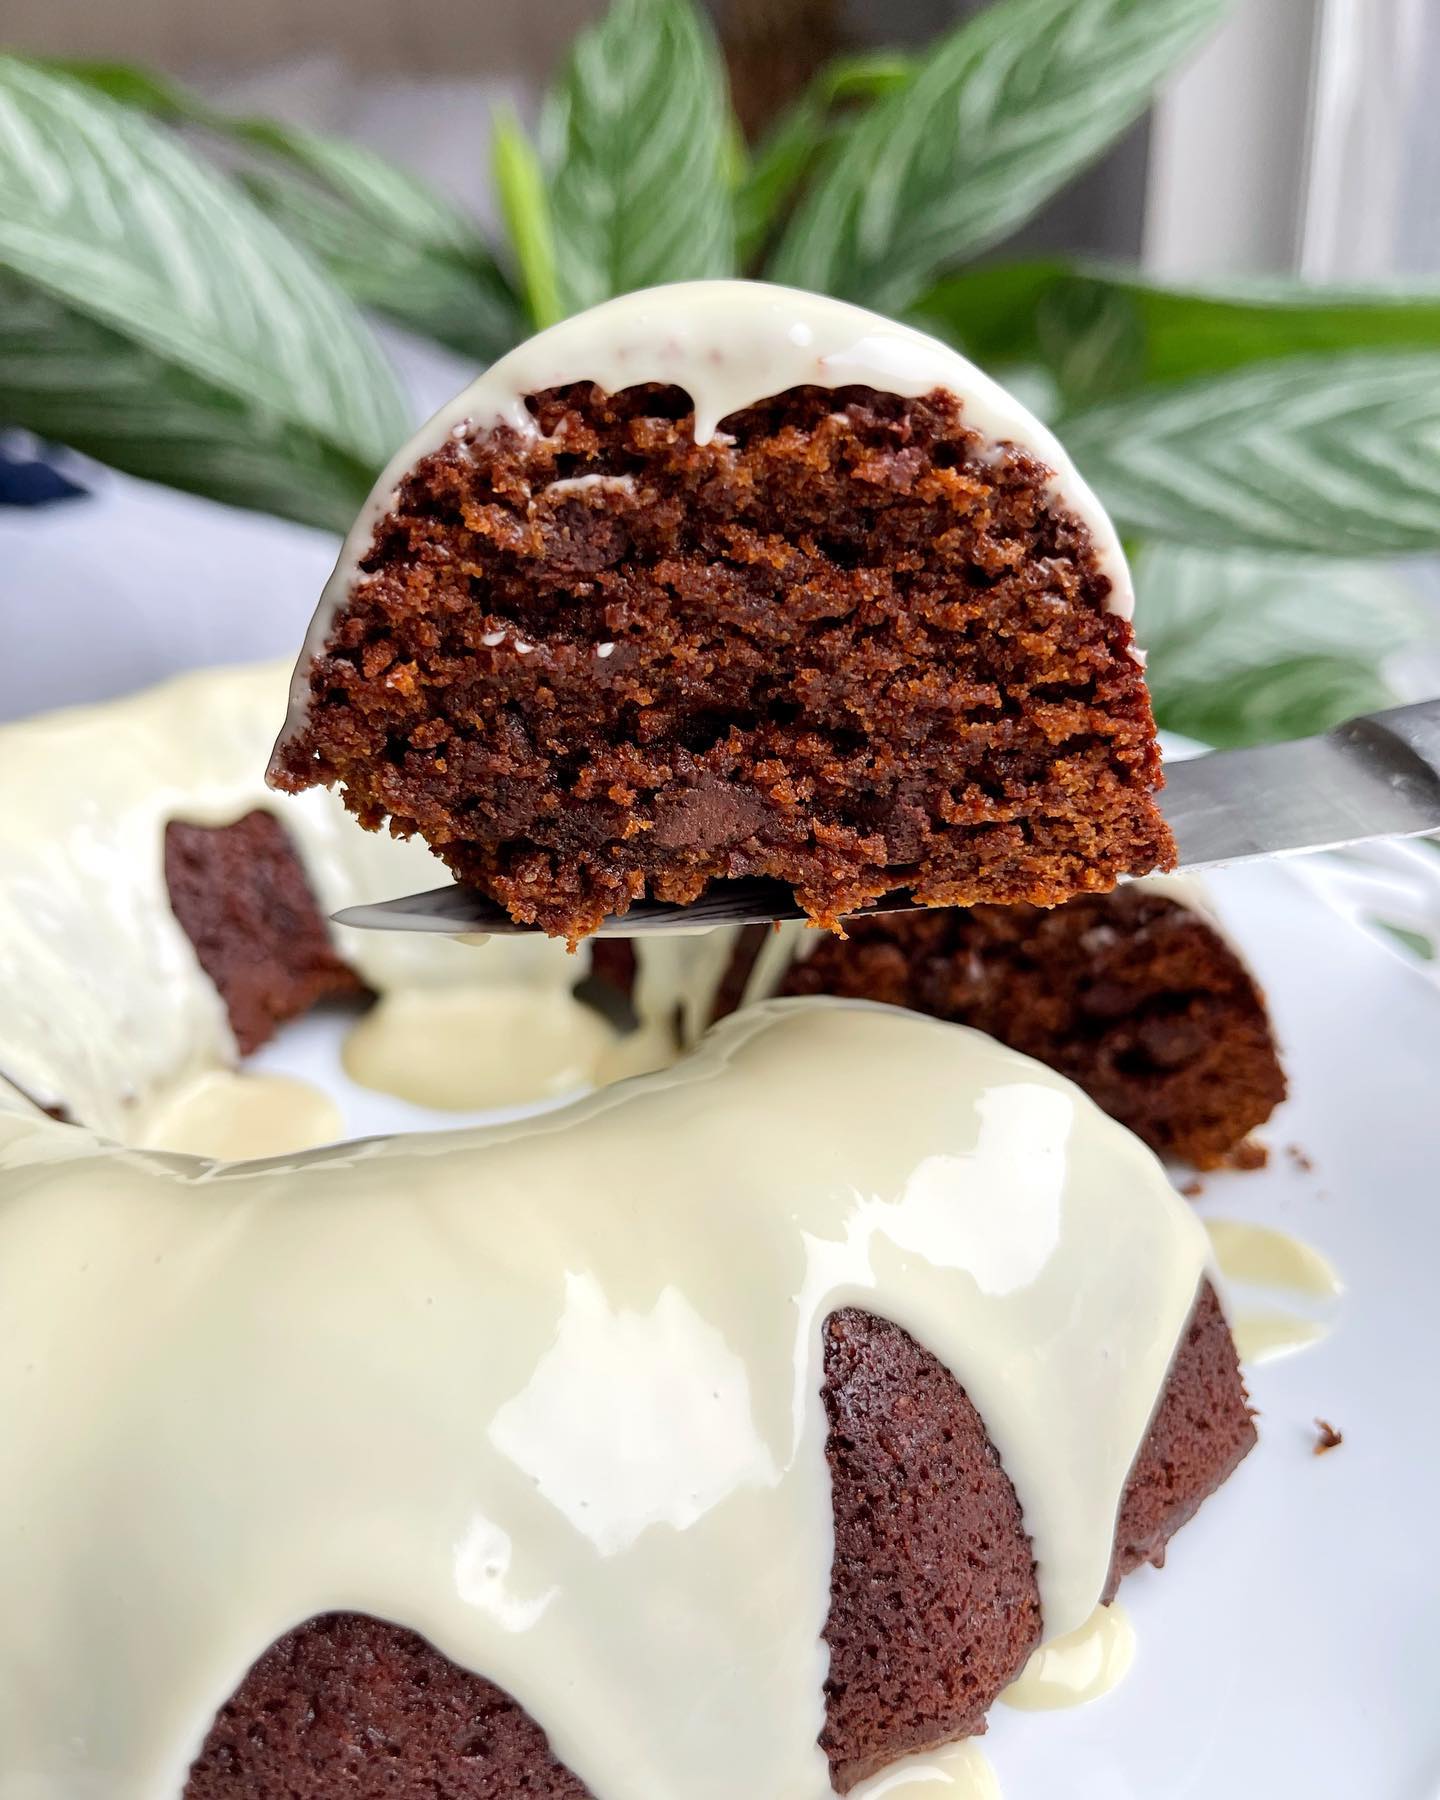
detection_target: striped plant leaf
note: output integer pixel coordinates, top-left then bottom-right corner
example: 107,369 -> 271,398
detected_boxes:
1138,542 -> 1427,746
41,58 -> 521,363
1064,353 -> 1440,556
238,167 -> 518,363
736,53 -> 911,269
544,0 -> 734,316
0,275 -> 369,531
0,58 -> 406,501
768,0 -> 1226,314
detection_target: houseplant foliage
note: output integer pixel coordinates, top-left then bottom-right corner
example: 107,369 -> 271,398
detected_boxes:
1,0 -> 1437,744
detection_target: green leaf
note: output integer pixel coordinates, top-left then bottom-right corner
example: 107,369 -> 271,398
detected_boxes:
908,258 -> 1072,364
919,261 -> 1440,390
1137,542 -> 1428,746
1156,655 -> 1395,748
0,58 -> 406,516
544,0 -> 735,316
736,52 -> 911,269
492,109 -> 563,330
0,274 -> 368,531
1064,352 -> 1440,556
1091,270 -> 1440,386
238,166 -> 517,362
768,0 -> 1226,313
39,57 -> 522,362
1033,274 -> 1147,407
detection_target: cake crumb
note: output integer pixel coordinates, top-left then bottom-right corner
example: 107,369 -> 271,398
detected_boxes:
1180,1178 -> 1204,1200
1313,1419 -> 1343,1455
273,380 -> 1173,941
1286,1143 -> 1314,1174
1227,1139 -> 1268,1172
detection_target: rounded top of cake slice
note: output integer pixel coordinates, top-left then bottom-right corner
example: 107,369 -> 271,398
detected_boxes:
270,279 -> 1172,939
276,279 -> 1133,744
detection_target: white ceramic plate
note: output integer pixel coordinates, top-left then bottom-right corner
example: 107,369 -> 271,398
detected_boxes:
247,855 -> 1440,1800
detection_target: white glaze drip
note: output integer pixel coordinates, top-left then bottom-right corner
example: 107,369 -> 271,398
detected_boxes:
1204,1219 -> 1342,1299
0,1000 -> 1207,1798
1231,1312 -> 1330,1364
999,1601 -> 1136,1710
854,1741 -> 1001,1798
275,280 -> 1133,757
0,662 -> 590,1138
341,985 -> 617,1111
133,1069 -> 342,1160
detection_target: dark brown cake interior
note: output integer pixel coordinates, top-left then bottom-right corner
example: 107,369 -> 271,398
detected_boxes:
271,383 -> 1173,941
165,812 -> 366,1055
187,1287 -> 1253,1797
773,891 -> 1286,1169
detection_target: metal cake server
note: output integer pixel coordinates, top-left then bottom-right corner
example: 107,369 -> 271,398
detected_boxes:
332,697 -> 1440,939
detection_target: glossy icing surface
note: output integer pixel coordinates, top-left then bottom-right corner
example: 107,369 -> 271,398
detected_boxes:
999,1601 -> 1136,1711
0,1000 -> 1206,1799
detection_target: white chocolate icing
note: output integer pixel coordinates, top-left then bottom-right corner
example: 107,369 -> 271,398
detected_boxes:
1204,1219 -> 1342,1300
341,984 -> 617,1111
0,661 -> 590,1138
1230,1312 -> 1330,1364
133,1069 -> 343,1160
858,1742 -> 1000,1797
999,1601 -> 1136,1711
0,1000 -> 1207,1798
1203,1219 -> 1341,1368
275,279 -> 1134,759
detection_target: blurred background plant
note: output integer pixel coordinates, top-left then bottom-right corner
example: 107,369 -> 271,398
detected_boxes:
2,0 -> 1439,748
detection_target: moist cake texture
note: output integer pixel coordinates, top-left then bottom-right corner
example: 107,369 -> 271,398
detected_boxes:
271,283 -> 1174,941
165,811 -> 367,1055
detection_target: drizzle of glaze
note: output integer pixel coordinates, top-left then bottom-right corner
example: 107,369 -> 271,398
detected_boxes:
853,1740 -> 1001,1798
1231,1312 -> 1331,1364
133,1069 -> 342,1160
0,1000 -> 1207,1799
342,985 -> 617,1111
999,1601 -> 1136,1711
1204,1219 -> 1342,1299
1204,1219 -> 1342,1365
274,280 -> 1134,761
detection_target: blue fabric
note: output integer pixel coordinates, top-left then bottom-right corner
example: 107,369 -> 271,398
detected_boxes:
0,442 -> 87,506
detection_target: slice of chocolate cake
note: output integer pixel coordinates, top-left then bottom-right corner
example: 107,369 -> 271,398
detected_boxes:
771,881 -> 1286,1170
270,281 -> 1175,942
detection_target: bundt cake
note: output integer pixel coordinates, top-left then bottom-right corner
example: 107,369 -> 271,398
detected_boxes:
0,1001 -> 1255,1796
268,280 -> 1175,941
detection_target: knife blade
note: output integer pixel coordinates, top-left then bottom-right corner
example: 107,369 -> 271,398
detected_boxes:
331,698 -> 1440,938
